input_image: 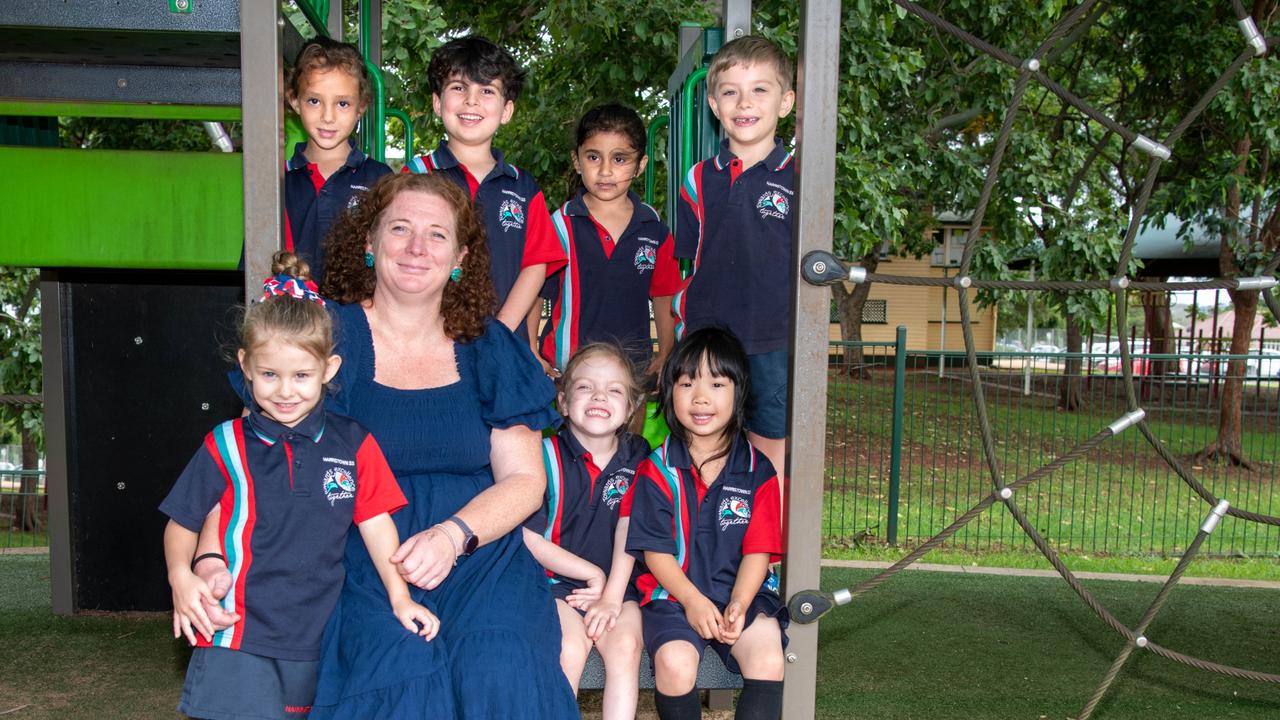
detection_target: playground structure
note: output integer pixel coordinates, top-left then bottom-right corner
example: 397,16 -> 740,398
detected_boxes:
1,2 -> 1278,719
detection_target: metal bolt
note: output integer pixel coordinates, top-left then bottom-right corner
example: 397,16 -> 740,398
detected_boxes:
201,402 -> 210,411
176,0 -> 189,9
278,18 -> 286,27
117,78 -> 128,88
786,652 -> 798,664
800,602 -> 814,615
116,482 -> 126,490
134,336 -> 143,345
733,28 -> 745,38
812,261 -> 827,275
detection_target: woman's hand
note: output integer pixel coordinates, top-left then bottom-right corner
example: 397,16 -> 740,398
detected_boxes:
391,526 -> 458,590
192,556 -> 240,631
391,596 -> 441,641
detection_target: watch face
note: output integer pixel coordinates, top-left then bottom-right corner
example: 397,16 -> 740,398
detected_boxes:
463,534 -> 479,554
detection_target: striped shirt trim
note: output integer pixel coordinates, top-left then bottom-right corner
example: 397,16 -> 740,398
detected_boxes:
209,420 -> 255,650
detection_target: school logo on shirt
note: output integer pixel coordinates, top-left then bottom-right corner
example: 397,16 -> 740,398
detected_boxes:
718,496 -> 751,531
322,466 -> 356,506
756,190 -> 790,220
498,199 -> 526,232
633,245 -> 657,272
763,568 -> 780,594
347,185 -> 370,209
602,470 -> 634,509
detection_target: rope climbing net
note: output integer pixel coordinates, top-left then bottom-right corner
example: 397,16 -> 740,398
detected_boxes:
792,2 -> 1280,717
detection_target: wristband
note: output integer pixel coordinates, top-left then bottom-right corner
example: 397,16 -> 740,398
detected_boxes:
191,552 -> 226,573
432,524 -> 462,566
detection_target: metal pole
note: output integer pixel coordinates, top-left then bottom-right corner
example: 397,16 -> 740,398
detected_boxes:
782,2 -> 840,718
327,0 -> 343,40
887,325 -> 907,547
722,0 -> 752,41
239,0 -> 284,303
939,229 -> 949,377
40,272 -> 74,615
1024,262 -> 1034,395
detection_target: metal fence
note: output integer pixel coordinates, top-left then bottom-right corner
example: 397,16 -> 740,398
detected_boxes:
1,469 -> 47,550
825,337 -> 1280,558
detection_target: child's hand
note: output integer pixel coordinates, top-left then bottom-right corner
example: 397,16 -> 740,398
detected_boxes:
169,570 -> 219,646
720,600 -> 747,645
583,598 -> 620,642
193,556 -> 240,631
683,595 -> 724,642
566,569 -> 607,610
392,596 -> 440,642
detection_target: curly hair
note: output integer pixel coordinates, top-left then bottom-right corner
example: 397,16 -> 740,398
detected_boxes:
286,37 -> 372,108
427,35 -> 527,101
320,173 -> 496,342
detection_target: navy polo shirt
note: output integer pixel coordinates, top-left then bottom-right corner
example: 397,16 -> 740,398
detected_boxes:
538,190 -> 682,371
674,138 -> 795,355
405,141 -> 566,321
625,434 -> 783,607
285,140 -> 392,286
159,402 -> 406,661
525,429 -> 650,595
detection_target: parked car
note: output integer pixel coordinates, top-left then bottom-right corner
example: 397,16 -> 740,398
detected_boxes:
1247,349 -> 1280,378
1029,342 -> 1062,354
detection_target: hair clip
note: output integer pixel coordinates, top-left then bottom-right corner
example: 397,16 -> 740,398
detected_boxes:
262,274 -> 326,306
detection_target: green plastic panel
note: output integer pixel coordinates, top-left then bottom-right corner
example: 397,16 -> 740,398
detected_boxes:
0,147 -> 243,269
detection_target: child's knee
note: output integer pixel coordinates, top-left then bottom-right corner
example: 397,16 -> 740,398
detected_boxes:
599,627 -> 642,665
653,641 -> 700,695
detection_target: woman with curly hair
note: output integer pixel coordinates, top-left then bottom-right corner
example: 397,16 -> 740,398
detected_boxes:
201,172 -> 579,718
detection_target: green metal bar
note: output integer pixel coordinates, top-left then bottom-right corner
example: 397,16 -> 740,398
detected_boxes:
364,62 -> 387,162
385,108 -> 414,160
0,101 -> 239,121
645,114 -> 670,205
887,325 -> 908,546
295,0 -> 329,37
680,66 -> 709,180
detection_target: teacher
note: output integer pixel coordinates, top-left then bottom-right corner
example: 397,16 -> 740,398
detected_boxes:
309,172 -> 577,718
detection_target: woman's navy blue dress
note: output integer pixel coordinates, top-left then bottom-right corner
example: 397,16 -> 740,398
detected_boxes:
307,303 -> 578,719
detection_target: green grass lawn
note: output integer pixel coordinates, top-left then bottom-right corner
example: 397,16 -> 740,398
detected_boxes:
4,556 -> 1278,719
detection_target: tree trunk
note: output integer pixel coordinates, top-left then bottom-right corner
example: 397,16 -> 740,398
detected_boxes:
1141,285 -> 1173,378
1058,312 -> 1083,410
14,428 -> 42,533
831,252 -> 880,378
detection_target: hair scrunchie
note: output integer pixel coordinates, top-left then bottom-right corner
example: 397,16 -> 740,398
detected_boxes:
261,274 -> 326,306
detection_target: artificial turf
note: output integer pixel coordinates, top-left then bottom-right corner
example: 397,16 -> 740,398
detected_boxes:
2,556 -> 1277,719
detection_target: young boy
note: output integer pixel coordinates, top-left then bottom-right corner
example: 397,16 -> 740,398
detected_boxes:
672,36 -> 796,478
403,35 -> 565,341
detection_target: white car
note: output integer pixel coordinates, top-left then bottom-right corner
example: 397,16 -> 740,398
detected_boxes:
1247,349 -> 1280,378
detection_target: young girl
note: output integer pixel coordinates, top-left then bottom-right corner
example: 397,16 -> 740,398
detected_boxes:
626,327 -> 787,720
161,252 -> 436,720
533,104 -> 682,386
283,37 -> 391,285
522,343 -> 649,720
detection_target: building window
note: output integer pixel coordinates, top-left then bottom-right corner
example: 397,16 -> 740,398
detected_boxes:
863,299 -> 888,324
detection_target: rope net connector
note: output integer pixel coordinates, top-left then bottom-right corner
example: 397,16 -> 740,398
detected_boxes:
1133,134 -> 1172,161
1201,499 -> 1232,534
1238,17 -> 1268,55
1236,275 -> 1278,291
1107,409 -> 1146,436
953,275 -> 972,289
1136,635 -> 1149,648
848,266 -> 868,284
1023,57 -> 1041,72
1110,277 -> 1131,290
998,487 -> 1014,500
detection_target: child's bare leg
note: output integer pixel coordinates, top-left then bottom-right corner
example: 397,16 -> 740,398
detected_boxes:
652,640 -> 701,720
556,599 -> 592,694
727,615 -> 785,720
596,601 -> 642,720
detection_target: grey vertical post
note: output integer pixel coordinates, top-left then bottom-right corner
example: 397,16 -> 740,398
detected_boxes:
41,273 -> 74,615
722,0 -> 752,41
782,1 -> 841,718
363,0 -> 383,66
239,0 -> 284,303
327,0 -> 343,40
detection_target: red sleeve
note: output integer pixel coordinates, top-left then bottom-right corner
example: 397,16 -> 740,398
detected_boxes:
742,475 -> 782,562
353,434 -> 408,523
619,473 -> 640,517
520,192 -> 567,275
649,231 -> 682,297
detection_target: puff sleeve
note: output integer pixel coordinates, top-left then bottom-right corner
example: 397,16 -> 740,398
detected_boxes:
471,319 -> 562,432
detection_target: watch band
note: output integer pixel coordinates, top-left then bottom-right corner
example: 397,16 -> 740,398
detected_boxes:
446,515 -> 479,555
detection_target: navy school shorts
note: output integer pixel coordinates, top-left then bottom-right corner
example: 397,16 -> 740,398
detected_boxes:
179,646 -> 319,720
745,349 -> 789,439
639,592 -> 789,676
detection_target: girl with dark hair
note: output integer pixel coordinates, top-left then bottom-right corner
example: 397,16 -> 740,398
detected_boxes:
533,104 -> 681,389
627,327 -> 788,720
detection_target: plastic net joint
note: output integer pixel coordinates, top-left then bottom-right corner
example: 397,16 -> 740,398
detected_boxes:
953,275 -> 973,289
1107,409 -> 1146,436
998,487 -> 1014,500
1236,276 -> 1278,291
848,266 -> 868,284
833,588 -> 853,606
1023,57 -> 1042,72
1238,17 -> 1268,55
1201,499 -> 1231,534
1136,636 -> 1149,648
1133,134 -> 1172,161
1109,277 -> 1130,290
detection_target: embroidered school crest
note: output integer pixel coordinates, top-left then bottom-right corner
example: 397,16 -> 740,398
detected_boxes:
346,185 -> 370,209
323,466 -> 356,506
718,496 -> 751,531
601,474 -> 631,509
498,199 -> 526,231
756,190 -> 790,220
633,245 -> 657,272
